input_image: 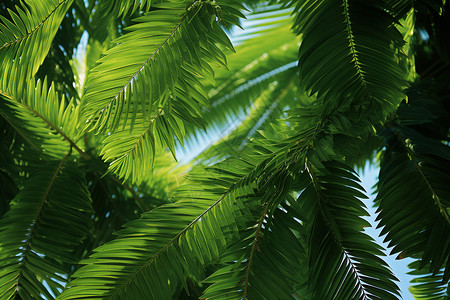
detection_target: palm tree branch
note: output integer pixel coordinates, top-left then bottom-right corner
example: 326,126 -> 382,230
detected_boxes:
97,15 -> 187,118
0,0 -> 69,51
0,90 -> 87,159
5,148 -> 75,298
342,0 -> 368,89
306,160 -> 372,299
395,129 -> 450,225
108,190 -> 231,299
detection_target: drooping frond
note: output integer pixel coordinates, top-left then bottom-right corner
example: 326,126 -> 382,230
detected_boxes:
0,159 -> 93,300
375,81 -> 450,282
58,157 -> 260,299
408,260 -> 449,299
0,0 -> 73,77
0,78 -> 84,159
202,198 -> 308,300
303,161 -> 400,299
80,0 -> 244,183
290,0 -> 409,114
81,0 -> 239,132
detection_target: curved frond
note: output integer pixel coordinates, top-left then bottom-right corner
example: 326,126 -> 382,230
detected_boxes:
199,5 -> 297,132
376,127 -> 450,278
291,0 -> 408,114
375,83 -> 450,281
81,1 -> 238,131
0,0 -> 73,77
0,78 -> 84,159
202,199 -> 308,300
195,68 -> 298,164
304,161 -> 400,299
58,158 -> 259,299
0,159 -> 93,300
80,0 -> 243,183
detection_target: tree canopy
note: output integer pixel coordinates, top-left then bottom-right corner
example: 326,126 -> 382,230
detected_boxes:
0,0 -> 449,299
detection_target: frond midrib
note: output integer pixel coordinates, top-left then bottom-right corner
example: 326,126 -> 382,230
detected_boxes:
94,14 -> 187,119
243,203 -> 270,298
0,0 -> 69,51
0,90 -> 86,159
306,160 -> 371,300
13,150 -> 72,293
342,0 -> 368,91
107,189 -> 233,299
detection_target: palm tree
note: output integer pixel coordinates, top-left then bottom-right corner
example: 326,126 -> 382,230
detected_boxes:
0,0 -> 449,299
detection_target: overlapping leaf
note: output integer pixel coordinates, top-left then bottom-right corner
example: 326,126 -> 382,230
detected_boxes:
408,260 -> 449,299
290,0 -> 408,114
0,78 -> 83,159
80,0 -> 243,183
58,157 -> 259,299
376,84 -> 450,282
0,160 -> 92,300
376,127 -> 450,280
202,198 -> 308,300
304,161 -> 400,299
0,0 -> 73,78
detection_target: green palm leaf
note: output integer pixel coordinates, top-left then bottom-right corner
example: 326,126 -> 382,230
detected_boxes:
80,0 -> 243,183
0,159 -> 93,300
58,157 -> 259,299
0,0 -> 73,77
202,197 -> 308,300
376,127 -> 450,278
0,78 -> 84,159
290,0 -> 408,114
304,160 -> 400,299
376,83 -> 450,281
196,68 -> 298,164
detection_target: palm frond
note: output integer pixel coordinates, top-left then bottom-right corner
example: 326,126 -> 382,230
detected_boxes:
0,0 -> 73,77
290,0 -> 409,115
202,197 -> 308,300
36,6 -> 84,98
376,127 -> 450,278
58,157 -> 260,299
80,0 -> 243,183
303,160 -> 400,299
195,67 -> 298,165
375,83 -> 450,281
0,159 -> 93,300
0,78 -> 84,159
199,5 -> 297,132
